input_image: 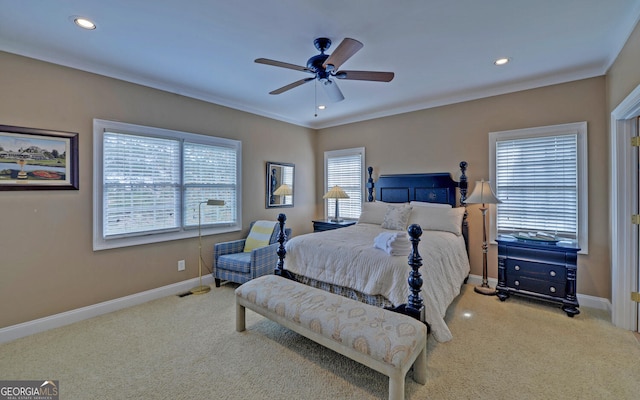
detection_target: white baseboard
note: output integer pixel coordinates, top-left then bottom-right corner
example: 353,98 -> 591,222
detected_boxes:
0,275 -> 214,345
2,274 -> 612,345
467,274 -> 611,313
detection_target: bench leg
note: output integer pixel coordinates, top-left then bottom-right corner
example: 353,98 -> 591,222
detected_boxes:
236,301 -> 246,332
388,375 -> 404,400
413,345 -> 427,385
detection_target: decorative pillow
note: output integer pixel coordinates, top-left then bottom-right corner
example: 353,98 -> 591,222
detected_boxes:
244,221 -> 277,252
357,201 -> 389,225
381,204 -> 413,231
410,201 -> 452,208
408,206 -> 465,236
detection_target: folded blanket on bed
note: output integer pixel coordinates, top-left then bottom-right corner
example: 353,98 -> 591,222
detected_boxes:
373,231 -> 411,256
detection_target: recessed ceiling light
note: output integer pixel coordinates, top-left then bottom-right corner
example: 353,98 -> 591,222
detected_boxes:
318,105 -> 326,110
494,57 -> 510,66
73,17 -> 96,30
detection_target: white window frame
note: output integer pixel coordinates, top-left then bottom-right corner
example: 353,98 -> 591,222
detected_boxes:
324,147 -> 365,220
93,119 -> 242,250
489,122 -> 588,253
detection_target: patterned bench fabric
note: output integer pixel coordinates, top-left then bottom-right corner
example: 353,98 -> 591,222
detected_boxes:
236,275 -> 427,368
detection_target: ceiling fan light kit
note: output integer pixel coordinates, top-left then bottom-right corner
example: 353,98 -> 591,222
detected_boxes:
255,37 -> 394,103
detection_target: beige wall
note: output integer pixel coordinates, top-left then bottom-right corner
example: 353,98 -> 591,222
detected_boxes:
0,52 -> 316,328
3,18 -> 638,328
316,77 -> 609,300
607,21 -> 640,113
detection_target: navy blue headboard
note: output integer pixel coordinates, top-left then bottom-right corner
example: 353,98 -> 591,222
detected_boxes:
368,161 -> 468,207
374,173 -> 458,206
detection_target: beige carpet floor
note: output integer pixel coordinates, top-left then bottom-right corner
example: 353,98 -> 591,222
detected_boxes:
1,283 -> 638,399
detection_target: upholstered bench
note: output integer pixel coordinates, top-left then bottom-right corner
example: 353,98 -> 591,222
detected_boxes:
235,274 -> 427,400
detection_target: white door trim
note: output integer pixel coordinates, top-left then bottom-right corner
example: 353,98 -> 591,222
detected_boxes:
610,83 -> 640,331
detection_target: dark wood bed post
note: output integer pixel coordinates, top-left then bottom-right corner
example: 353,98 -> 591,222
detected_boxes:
459,161 -> 468,203
458,161 -> 470,254
274,213 -> 294,280
366,166 -> 374,202
405,224 -> 425,319
387,224 -> 425,323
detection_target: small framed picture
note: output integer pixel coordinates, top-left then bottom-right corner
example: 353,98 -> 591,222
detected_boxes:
0,125 -> 79,190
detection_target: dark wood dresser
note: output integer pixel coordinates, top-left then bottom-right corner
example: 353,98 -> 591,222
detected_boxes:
496,236 -> 580,317
312,219 -> 356,232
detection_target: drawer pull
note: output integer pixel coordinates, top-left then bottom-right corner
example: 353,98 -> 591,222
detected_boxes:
514,280 -> 520,286
550,271 -> 556,277
515,265 -> 520,271
550,286 -> 556,293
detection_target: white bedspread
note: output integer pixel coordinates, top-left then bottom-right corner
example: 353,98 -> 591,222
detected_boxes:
284,223 -> 470,342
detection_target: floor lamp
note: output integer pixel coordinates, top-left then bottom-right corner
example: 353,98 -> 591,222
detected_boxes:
191,199 -> 225,295
323,185 -> 349,222
466,180 -> 501,296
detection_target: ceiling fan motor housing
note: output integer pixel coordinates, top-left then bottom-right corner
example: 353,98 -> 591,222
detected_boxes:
307,37 -> 334,79
307,54 -> 331,78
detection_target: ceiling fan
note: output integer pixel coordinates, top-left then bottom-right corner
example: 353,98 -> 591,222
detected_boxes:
255,37 -> 394,102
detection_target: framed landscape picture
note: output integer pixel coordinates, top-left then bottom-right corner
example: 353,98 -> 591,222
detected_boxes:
0,125 -> 79,190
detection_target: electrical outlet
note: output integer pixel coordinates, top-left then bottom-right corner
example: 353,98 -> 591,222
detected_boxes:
178,260 -> 185,271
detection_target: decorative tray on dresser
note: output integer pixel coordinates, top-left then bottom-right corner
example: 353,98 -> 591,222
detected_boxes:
312,219 -> 356,232
496,235 -> 580,317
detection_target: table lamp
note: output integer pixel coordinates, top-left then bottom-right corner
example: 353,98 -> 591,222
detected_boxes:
323,185 -> 349,222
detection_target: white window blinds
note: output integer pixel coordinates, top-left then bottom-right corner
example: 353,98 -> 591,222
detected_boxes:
490,121 -> 588,252
325,148 -> 364,219
183,141 -> 237,228
103,133 -> 181,237
495,134 -> 577,238
94,119 -> 242,250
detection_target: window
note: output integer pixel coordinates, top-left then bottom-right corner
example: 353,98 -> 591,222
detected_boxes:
489,122 -> 588,253
93,119 -> 242,250
324,147 -> 365,220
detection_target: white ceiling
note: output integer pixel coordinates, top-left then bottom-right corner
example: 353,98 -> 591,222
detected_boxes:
1,1 -> 640,129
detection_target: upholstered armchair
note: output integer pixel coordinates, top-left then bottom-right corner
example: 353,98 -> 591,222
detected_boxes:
213,221 -> 291,287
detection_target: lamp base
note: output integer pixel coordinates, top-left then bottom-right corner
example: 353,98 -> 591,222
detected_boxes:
190,285 -> 211,295
474,285 -> 497,296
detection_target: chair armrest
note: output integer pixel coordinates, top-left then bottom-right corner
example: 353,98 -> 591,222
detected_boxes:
250,242 -> 281,279
214,239 -> 246,258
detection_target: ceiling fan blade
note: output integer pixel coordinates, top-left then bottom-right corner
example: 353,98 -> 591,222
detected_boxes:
255,58 -> 312,73
322,79 -> 345,102
322,38 -> 363,71
269,77 -> 314,95
335,70 -> 395,82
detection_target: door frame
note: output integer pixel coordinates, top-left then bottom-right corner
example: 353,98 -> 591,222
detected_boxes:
611,83 -> 640,331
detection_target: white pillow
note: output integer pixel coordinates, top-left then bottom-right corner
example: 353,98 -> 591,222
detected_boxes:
381,204 -> 413,231
357,201 -> 388,225
408,206 -> 465,236
410,201 -> 452,208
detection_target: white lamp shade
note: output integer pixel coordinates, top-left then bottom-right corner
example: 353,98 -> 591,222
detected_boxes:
466,180 -> 501,205
323,185 -> 350,199
273,183 -> 292,196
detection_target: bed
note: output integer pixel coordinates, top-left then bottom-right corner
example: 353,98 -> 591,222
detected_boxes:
279,162 -> 470,343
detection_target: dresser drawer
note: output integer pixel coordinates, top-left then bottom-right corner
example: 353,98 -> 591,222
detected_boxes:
505,259 -> 566,283
507,275 -> 566,298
